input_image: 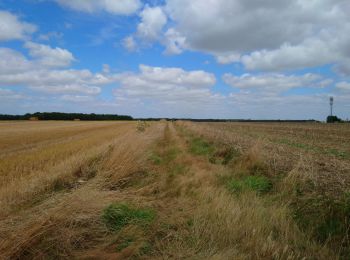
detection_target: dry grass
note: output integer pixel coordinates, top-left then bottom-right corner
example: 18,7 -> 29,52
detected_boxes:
176,121 -> 350,258
0,121 -> 163,259
0,120 -> 348,259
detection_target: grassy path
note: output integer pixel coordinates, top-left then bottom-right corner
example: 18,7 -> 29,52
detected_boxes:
131,122 -> 334,259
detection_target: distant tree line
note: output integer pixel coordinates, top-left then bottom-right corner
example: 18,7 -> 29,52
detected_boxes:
3,113 -> 346,123
0,112 -> 133,121
136,118 -> 320,123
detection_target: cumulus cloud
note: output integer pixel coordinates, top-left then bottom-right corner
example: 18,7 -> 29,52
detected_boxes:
117,64 -> 215,90
122,6 -> 167,51
112,65 -> 226,118
137,6 -> 167,42
165,0 -> 308,52
0,10 -> 37,41
55,0 -> 141,15
223,73 -> 328,93
240,35 -> 347,71
163,0 -> 350,72
0,48 -> 33,74
0,69 -> 107,94
163,28 -> 186,55
24,42 -> 75,68
0,47 -> 114,95
31,84 -> 101,95
114,64 -> 218,104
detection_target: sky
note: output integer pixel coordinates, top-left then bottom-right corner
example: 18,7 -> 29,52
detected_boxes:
0,0 -> 349,120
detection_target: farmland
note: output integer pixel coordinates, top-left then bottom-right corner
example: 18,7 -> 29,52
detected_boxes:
0,121 -> 349,259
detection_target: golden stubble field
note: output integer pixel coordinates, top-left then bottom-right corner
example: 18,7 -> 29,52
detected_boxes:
0,120 -> 349,259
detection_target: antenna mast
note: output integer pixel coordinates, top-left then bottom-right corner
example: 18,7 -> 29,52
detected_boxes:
330,97 -> 334,116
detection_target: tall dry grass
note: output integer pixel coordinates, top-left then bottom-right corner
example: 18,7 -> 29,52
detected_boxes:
0,121 -> 163,259
173,121 -> 349,258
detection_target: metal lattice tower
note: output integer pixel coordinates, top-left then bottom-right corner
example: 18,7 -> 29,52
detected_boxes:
330,97 -> 334,116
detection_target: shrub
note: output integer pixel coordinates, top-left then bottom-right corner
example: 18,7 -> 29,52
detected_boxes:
327,115 -> 342,123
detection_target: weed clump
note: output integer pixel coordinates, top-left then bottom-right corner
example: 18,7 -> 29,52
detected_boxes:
189,137 -> 214,156
226,175 -> 272,194
137,121 -> 149,132
208,147 -> 241,165
102,203 -> 155,232
149,153 -> 162,165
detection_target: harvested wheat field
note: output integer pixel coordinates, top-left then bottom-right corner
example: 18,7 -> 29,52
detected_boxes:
0,120 -> 349,259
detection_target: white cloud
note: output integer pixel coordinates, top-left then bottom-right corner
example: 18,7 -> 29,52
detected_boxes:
0,10 -> 37,41
61,95 -> 95,102
31,84 -> 101,95
38,31 -> 63,41
102,64 -> 110,74
137,6 -> 167,42
0,48 -> 32,74
334,62 -> 350,76
0,68 -> 108,93
134,64 -> 216,88
163,28 -> 186,55
0,47 -> 114,95
165,0 -> 310,52
55,0 -> 141,15
122,36 -> 137,51
114,64 -> 219,105
24,42 -> 75,68
164,0 -> 350,72
241,37 -> 342,71
122,6 -> 167,51
336,82 -> 350,92
223,73 -> 327,93
0,88 -> 26,100
227,92 -> 332,120
112,65 -> 226,118
216,53 -> 241,65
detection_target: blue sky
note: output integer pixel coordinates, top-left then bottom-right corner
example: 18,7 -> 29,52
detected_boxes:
0,0 -> 349,119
